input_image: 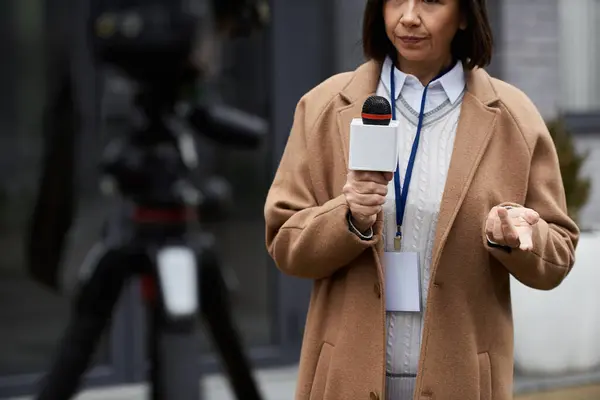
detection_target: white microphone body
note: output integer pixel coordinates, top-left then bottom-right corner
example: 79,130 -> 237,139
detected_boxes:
348,118 -> 399,172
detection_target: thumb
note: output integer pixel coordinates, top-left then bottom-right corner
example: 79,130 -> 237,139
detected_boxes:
523,209 -> 540,225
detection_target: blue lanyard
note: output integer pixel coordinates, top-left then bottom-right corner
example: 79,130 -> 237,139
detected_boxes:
390,64 -> 452,241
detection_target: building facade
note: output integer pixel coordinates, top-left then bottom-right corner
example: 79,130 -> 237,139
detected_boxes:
497,0 -> 600,228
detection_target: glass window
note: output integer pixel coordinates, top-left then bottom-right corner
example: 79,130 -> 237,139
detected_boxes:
194,34 -> 274,351
558,0 -> 600,113
1,2 -> 275,381
113,33 -> 276,356
0,0 -> 112,377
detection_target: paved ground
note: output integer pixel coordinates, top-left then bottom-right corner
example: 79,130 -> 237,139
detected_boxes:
10,366 -> 600,400
516,384 -> 600,400
10,366 -> 298,400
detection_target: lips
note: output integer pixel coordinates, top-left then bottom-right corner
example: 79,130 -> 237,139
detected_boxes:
399,36 -> 426,44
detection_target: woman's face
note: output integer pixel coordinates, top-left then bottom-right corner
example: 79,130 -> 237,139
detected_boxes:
383,0 -> 466,65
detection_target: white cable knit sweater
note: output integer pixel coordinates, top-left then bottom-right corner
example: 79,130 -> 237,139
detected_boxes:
377,57 -> 465,399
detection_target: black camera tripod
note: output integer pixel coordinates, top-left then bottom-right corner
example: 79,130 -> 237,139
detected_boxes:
35,87 -> 265,400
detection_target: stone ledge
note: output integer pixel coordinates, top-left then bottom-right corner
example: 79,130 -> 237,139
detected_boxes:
515,369 -> 600,395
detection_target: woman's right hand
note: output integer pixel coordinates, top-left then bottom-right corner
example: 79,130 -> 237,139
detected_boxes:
343,170 -> 394,233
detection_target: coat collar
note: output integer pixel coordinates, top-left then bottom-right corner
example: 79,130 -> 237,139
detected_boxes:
339,59 -> 499,106
380,56 -> 466,106
337,60 -> 500,283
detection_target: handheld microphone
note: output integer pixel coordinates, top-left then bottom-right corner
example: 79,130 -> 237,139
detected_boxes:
348,95 -> 399,172
361,95 -> 392,125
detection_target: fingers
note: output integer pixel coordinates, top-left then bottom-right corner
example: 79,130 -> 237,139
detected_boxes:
518,209 -> 537,251
506,207 -> 540,226
343,172 -> 388,230
491,213 -> 504,243
352,170 -> 390,185
347,191 -> 386,207
485,207 -> 497,239
382,172 -> 394,182
357,181 -> 388,196
498,207 -> 520,247
519,231 -> 534,251
485,206 -> 538,251
350,204 -> 382,220
346,198 -> 381,232
347,171 -> 389,196
487,206 -> 506,243
523,209 -> 540,225
344,180 -> 387,198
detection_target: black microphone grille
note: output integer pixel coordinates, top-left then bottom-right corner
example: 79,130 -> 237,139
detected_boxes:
361,95 -> 392,126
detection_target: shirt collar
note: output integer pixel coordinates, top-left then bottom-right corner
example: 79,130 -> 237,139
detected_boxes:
381,56 -> 466,105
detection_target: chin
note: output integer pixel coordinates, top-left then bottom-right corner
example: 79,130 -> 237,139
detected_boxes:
397,50 -> 430,63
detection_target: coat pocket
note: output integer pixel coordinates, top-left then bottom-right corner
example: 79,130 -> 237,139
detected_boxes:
309,342 -> 334,400
478,352 -> 492,400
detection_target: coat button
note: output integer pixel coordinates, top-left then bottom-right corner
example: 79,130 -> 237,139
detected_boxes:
373,283 -> 381,298
369,392 -> 379,400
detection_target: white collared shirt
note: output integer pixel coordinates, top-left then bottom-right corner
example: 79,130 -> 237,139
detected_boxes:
377,56 -> 467,379
379,56 -> 466,115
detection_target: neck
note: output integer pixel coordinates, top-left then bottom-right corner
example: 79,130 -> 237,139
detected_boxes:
396,55 -> 454,86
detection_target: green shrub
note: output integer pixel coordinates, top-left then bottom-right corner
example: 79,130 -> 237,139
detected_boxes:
546,118 -> 591,225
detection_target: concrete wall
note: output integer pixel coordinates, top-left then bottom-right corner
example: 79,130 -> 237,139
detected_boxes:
496,0 -> 600,229
332,0 -> 366,72
498,1 -> 600,389
498,0 -> 561,119
576,135 -> 600,230
558,0 -> 600,113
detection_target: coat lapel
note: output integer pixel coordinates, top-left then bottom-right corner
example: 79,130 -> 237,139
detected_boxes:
429,69 -> 500,282
334,61 -> 501,282
337,60 -> 382,166
337,102 -> 364,166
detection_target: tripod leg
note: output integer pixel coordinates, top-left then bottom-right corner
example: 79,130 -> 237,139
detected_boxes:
36,245 -> 130,400
199,247 -> 264,400
148,246 -> 202,400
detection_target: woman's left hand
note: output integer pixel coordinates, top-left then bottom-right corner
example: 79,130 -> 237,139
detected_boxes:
485,206 -> 541,251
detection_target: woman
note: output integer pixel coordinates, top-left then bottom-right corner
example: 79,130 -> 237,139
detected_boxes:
264,0 -> 579,399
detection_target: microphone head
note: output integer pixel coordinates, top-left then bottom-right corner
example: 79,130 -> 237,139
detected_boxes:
361,95 -> 392,125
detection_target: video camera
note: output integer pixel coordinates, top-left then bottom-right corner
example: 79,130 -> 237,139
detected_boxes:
90,0 -> 270,202
90,0 -> 269,83
90,0 -> 270,145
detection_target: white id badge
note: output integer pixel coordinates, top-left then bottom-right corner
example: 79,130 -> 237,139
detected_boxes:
383,252 -> 422,312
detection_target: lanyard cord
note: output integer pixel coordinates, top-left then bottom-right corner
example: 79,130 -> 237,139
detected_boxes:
390,63 -> 453,240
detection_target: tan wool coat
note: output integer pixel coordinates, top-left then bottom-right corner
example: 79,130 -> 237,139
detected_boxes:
264,60 -> 579,400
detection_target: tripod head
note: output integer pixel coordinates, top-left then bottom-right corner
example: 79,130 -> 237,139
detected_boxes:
93,0 -> 270,213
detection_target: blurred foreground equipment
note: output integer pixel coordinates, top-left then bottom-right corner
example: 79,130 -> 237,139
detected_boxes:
29,0 -> 269,399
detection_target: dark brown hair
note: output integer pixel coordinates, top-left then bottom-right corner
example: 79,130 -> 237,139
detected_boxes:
362,0 -> 494,70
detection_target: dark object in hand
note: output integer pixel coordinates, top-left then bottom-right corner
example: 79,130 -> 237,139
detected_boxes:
361,95 -> 392,126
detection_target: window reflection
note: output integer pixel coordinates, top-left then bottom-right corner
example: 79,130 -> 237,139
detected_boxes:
0,1 -> 275,382
0,0 -> 112,377
195,34 -> 273,351
558,0 -> 600,113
